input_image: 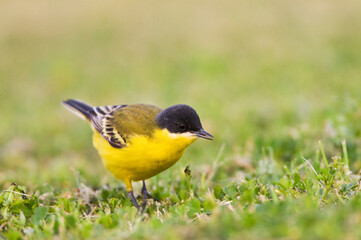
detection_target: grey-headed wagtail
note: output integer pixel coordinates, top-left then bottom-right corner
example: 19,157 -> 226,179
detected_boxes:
62,99 -> 213,209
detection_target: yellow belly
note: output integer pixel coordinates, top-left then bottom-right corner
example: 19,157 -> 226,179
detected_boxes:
92,129 -> 197,190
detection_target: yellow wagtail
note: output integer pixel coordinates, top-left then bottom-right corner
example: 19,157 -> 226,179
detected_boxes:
62,99 -> 213,209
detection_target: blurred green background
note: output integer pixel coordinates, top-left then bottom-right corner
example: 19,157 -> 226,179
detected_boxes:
1,0 -> 361,188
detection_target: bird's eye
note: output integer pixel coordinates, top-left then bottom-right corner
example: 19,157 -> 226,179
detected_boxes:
179,124 -> 186,130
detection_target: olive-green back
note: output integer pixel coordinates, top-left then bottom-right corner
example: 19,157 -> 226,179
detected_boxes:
112,104 -> 162,138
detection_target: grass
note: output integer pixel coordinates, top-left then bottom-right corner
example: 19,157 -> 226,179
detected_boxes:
1,0 -> 361,239
2,138 -> 361,239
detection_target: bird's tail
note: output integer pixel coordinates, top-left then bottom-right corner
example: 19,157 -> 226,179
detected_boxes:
62,99 -> 94,121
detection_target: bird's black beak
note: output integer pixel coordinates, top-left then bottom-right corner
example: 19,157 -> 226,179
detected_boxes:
193,129 -> 214,140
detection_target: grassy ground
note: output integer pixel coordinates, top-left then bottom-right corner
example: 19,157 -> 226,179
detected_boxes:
1,0 -> 361,239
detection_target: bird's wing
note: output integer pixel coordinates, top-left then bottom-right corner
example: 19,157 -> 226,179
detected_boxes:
91,104 -> 162,148
111,104 -> 162,139
91,105 -> 128,148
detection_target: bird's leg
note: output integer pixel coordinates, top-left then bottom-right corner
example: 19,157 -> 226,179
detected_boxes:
141,181 -> 160,203
125,180 -> 140,210
127,191 -> 140,210
141,186 -> 148,211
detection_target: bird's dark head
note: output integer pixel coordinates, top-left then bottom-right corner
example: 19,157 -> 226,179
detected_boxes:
155,104 -> 213,140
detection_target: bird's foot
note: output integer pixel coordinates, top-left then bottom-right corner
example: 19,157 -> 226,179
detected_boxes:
140,181 -> 161,212
141,181 -> 160,202
127,182 -> 161,212
144,191 -> 160,202
127,191 -> 140,210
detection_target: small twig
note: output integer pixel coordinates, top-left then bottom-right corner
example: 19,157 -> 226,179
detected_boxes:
206,143 -> 226,182
301,157 -> 325,188
302,157 -> 318,176
1,190 -> 31,197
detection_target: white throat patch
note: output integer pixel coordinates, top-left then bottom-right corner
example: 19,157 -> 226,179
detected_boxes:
166,130 -> 197,139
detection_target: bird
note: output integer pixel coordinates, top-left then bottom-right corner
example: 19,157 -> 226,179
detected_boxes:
62,99 -> 213,210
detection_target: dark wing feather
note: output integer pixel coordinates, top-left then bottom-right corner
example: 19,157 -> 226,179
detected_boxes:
91,105 -> 128,148
63,99 -> 162,149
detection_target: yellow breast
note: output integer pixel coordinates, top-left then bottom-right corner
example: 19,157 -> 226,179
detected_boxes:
92,128 -> 197,188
